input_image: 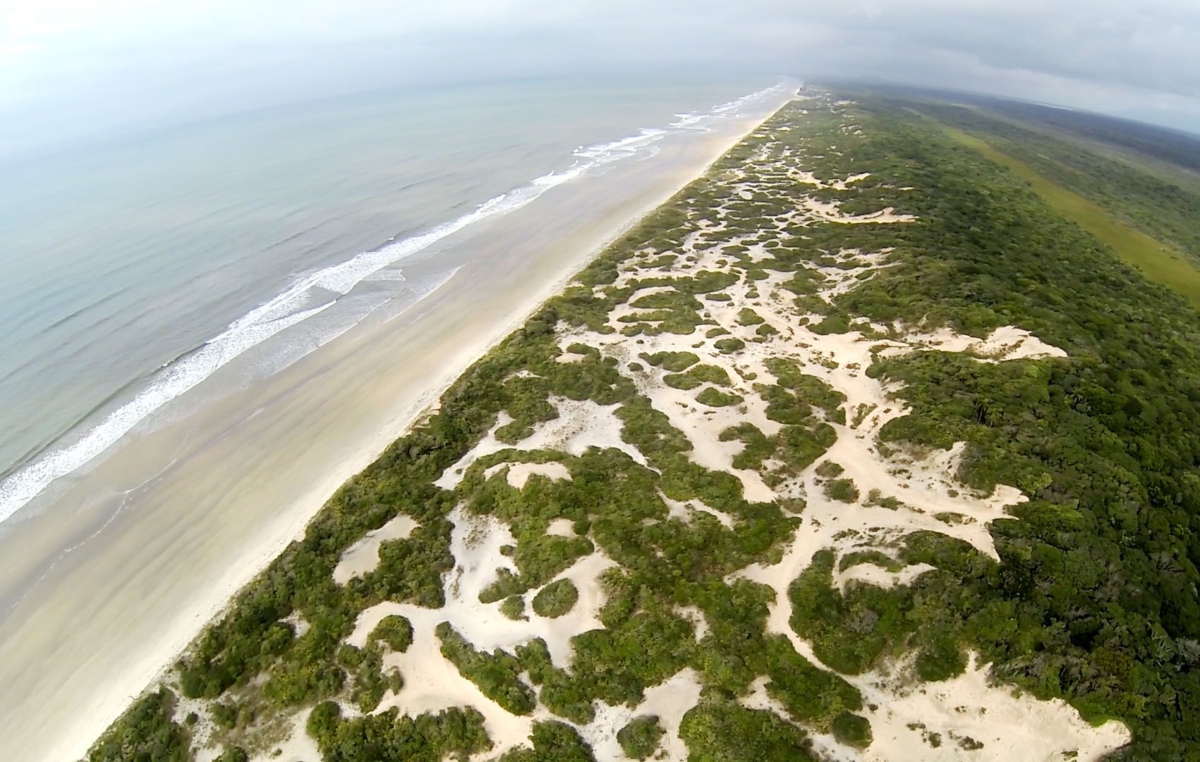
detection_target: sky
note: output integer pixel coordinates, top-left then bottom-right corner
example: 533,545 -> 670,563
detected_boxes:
2,0 -> 1198,159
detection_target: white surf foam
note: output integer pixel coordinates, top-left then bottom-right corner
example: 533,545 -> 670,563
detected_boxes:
0,302 -> 333,523
671,112 -> 707,129
0,82 -> 786,524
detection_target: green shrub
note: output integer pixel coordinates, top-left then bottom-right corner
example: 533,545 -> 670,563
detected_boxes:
810,314 -> 851,335
437,623 -> 536,715
825,478 -> 859,503
696,388 -> 743,407
88,690 -> 191,762
370,615 -> 413,652
617,715 -> 665,760
641,351 -> 700,372
815,461 -> 844,478
532,579 -> 580,618
307,702 -> 490,761
500,720 -> 597,761
680,699 -> 815,761
501,595 -> 527,620
737,308 -> 765,326
211,701 -> 238,729
832,713 -> 873,748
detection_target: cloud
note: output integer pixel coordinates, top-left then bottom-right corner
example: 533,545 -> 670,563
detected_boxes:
2,0 -> 1198,157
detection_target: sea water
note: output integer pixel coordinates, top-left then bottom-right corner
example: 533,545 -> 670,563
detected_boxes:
0,73 -> 784,524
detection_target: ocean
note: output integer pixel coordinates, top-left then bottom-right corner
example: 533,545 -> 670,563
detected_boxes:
0,74 -> 782,526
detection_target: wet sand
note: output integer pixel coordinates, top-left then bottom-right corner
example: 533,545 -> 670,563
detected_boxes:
0,93 -> 790,761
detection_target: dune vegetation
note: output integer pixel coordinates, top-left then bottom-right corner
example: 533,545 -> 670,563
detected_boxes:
89,90 -> 1200,761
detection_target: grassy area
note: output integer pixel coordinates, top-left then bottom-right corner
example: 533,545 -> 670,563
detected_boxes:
942,126 -> 1200,309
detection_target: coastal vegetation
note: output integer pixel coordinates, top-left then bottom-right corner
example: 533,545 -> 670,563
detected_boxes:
616,716 -> 664,760
90,89 -> 1200,761
531,579 -> 579,618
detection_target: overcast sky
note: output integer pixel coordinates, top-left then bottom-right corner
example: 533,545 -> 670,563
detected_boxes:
2,0 -> 1198,159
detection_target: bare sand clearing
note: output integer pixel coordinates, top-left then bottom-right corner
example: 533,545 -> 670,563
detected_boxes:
844,653 -> 1132,762
332,514 -> 419,585
482,461 -> 572,490
435,397 -> 647,492
0,93 -> 792,761
575,668 -> 703,760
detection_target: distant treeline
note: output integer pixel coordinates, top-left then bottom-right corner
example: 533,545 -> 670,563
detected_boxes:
833,82 -> 1200,174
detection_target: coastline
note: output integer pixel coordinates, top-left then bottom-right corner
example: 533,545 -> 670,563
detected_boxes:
0,91 -> 792,761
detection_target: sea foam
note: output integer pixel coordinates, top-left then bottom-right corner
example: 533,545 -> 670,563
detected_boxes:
0,82 -> 786,524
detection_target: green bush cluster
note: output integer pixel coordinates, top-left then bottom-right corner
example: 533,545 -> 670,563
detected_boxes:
616,716 -> 665,760
369,615 -> 413,652
531,579 -> 579,618
88,689 -> 190,762
436,623 -> 536,715
307,703 -> 490,762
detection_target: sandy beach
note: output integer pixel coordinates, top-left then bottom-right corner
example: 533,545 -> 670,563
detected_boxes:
0,91 -> 791,761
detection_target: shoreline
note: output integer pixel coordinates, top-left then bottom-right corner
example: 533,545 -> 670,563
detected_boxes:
0,91 -> 792,762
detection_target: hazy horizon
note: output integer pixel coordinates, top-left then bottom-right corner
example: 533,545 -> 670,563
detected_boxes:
2,0 -> 1199,162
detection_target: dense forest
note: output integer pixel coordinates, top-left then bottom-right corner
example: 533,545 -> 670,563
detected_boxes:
89,91 -> 1200,761
891,97 -> 1200,273
849,83 -> 1200,175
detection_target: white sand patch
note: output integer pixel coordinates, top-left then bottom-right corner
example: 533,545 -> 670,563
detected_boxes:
533,551 -> 619,668
343,504 -> 619,754
741,655 -> 1127,762
674,605 -> 711,642
574,669 -> 703,761
830,172 -> 872,191
835,561 -> 937,593
800,197 -> 917,225
171,691 -> 218,761
345,507 -> 532,754
332,514 -> 419,584
362,602 -> 538,755
732,429 -> 1032,667
483,461 -> 573,490
519,398 -> 647,465
661,492 -> 737,529
741,675 -> 787,715
907,325 -> 1068,363
745,242 -> 776,264
250,707 -> 321,762
282,610 -> 311,639
434,412 -> 516,490
851,654 -> 1130,762
435,397 -> 646,490
546,518 -> 577,537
